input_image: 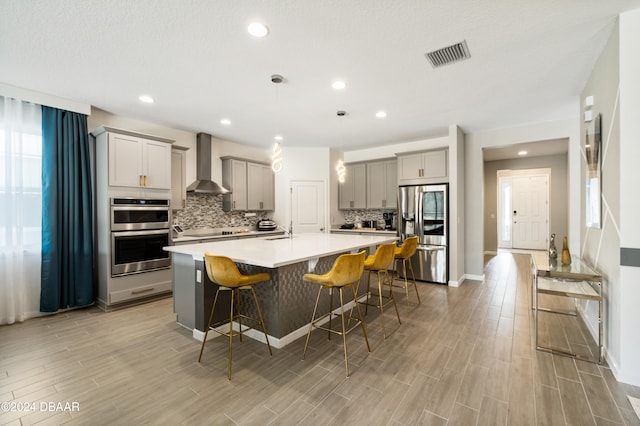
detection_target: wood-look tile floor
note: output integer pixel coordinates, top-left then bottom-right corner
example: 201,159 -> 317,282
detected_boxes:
2,252 -> 640,425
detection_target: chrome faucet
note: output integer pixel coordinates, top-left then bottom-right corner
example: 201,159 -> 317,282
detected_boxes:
277,223 -> 293,238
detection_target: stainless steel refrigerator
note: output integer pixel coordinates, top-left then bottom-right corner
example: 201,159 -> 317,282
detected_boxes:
398,184 -> 448,284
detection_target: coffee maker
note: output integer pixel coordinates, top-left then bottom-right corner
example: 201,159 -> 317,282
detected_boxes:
383,212 -> 396,230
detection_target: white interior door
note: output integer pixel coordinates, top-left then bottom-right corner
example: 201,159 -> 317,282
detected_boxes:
512,175 -> 548,250
291,180 -> 325,233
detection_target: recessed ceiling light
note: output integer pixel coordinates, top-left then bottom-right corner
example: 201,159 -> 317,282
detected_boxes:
518,150 -> 528,156
375,111 -> 387,118
139,95 -> 155,103
274,135 -> 283,141
248,22 -> 269,38
332,81 -> 346,90
220,119 -> 231,125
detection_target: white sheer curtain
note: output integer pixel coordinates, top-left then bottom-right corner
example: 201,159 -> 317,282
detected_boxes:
0,96 -> 42,325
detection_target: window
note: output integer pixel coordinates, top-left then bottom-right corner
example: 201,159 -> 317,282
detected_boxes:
0,96 -> 42,324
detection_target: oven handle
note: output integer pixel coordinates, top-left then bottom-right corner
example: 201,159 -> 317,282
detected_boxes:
112,229 -> 170,237
111,205 -> 170,211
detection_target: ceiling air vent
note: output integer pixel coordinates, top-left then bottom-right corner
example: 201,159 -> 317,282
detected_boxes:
425,40 -> 471,68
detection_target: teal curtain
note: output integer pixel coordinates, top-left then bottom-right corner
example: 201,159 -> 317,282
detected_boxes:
40,106 -> 93,311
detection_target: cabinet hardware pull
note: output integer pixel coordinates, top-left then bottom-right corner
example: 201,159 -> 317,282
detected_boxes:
144,175 -> 148,186
183,199 -> 186,208
132,287 -> 154,295
260,201 -> 263,209
233,200 -> 236,209
139,175 -> 143,186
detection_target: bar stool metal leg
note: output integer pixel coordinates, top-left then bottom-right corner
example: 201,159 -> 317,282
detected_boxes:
198,287 -> 222,362
302,286 -> 324,360
250,286 -> 272,355
339,287 -> 349,376
228,288 -> 235,380
350,283 -> 371,353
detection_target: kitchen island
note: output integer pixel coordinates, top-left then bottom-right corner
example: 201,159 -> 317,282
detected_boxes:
164,232 -> 397,347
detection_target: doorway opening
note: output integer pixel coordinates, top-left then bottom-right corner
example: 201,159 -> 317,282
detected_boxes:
497,168 -> 550,250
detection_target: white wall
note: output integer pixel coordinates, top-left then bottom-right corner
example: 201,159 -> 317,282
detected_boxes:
344,136 -> 449,162
449,125 -> 466,284
617,8 -> 640,386
579,18 -> 621,381
0,82 -> 90,115
272,147 -> 332,231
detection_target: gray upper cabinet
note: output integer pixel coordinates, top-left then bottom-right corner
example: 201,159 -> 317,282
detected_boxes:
398,149 -> 447,184
247,162 -> 274,211
222,157 -> 274,211
339,163 -> 367,209
222,158 -> 247,211
108,132 -> 172,190
366,159 -> 397,209
92,126 -> 173,196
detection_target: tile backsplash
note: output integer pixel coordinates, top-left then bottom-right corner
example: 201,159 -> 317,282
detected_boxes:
172,193 -> 270,230
342,209 -> 396,227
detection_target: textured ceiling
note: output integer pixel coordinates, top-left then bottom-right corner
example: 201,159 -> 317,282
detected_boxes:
1,0 -> 639,150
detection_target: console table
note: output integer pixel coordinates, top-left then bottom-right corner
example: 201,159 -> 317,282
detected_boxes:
530,252 -> 603,364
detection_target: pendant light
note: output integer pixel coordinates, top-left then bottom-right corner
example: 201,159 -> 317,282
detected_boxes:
272,142 -> 283,172
336,110 -> 347,183
271,74 -> 284,173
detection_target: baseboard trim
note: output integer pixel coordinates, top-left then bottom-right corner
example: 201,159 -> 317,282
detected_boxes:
464,273 -> 484,282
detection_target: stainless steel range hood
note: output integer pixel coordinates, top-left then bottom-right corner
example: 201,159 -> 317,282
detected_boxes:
186,133 -> 231,194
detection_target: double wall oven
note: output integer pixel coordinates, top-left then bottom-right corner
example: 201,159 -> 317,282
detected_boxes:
110,198 -> 171,276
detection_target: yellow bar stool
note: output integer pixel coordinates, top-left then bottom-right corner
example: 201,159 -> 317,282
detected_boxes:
392,236 -> 421,307
198,253 -> 272,380
363,242 -> 401,338
302,251 -> 371,377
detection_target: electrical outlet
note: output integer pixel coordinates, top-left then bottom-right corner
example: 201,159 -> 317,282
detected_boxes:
196,270 -> 201,283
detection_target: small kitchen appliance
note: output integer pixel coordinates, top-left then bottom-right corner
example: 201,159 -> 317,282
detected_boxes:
361,220 -> 377,229
256,219 -> 278,231
383,212 -> 396,230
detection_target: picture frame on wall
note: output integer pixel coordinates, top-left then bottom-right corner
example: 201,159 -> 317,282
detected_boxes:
585,113 -> 602,229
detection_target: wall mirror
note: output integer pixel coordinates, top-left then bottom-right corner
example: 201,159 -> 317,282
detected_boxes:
585,113 -> 602,229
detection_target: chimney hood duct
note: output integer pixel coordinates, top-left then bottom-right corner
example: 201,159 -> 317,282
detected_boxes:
186,133 -> 231,194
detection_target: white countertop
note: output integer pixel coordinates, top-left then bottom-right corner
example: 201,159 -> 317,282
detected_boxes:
164,232 -> 398,268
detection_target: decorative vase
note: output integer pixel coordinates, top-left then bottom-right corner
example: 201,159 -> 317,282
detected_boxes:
549,233 -> 557,260
561,236 -> 571,265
